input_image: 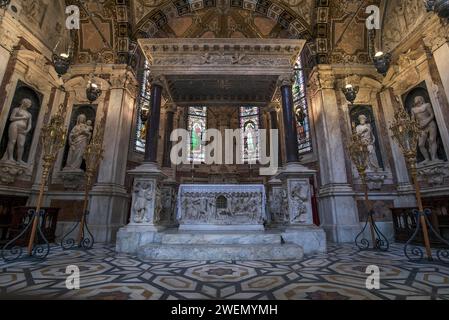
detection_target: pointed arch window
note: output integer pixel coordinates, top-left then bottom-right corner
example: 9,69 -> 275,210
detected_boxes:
293,57 -> 312,154
187,106 -> 207,162
239,106 -> 260,162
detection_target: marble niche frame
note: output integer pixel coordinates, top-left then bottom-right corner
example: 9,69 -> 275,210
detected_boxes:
402,81 -> 448,164
52,75 -> 110,190
0,49 -> 63,185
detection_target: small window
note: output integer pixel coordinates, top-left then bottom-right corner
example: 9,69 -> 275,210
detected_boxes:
216,195 -> 228,209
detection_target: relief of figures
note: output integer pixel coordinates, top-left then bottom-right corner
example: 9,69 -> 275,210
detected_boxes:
132,182 -> 154,223
289,181 -> 309,224
178,191 -> 265,225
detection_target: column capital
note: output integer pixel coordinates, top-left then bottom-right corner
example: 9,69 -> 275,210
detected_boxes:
266,101 -> 281,113
149,74 -> 165,87
163,102 -> 177,113
308,65 -> 335,94
277,73 -> 296,87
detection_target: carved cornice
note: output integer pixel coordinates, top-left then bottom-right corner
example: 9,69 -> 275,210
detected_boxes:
423,20 -> 449,53
139,38 -> 306,76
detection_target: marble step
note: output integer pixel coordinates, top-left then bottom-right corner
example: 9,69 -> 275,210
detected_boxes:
138,244 -> 304,261
160,232 -> 282,245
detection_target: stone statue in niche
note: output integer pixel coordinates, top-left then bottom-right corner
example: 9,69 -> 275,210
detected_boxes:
350,105 -> 384,171
404,83 -> 447,165
356,114 -> 380,171
63,114 -> 93,171
411,96 -> 439,165
1,99 -> 33,165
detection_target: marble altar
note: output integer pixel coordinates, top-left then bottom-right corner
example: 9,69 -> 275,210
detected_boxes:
177,184 -> 267,231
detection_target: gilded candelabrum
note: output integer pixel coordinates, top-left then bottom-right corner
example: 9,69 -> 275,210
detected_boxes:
1,105 -> 67,262
61,118 -> 105,250
348,132 -> 389,251
390,108 -> 449,263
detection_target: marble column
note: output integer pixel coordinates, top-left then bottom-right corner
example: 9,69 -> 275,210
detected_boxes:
308,65 -> 360,243
144,83 -> 163,163
275,75 -> 326,253
116,77 -> 167,253
268,103 -> 283,165
163,104 -> 175,168
279,76 -> 300,163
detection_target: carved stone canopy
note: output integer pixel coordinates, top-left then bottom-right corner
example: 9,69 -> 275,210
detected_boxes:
138,38 -> 305,106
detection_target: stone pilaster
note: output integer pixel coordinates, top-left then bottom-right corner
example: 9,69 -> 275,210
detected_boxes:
87,66 -> 138,242
308,65 -> 360,242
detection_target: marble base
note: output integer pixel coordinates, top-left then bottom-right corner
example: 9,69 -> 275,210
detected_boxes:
138,243 -> 304,261
281,225 -> 327,254
116,225 -> 327,259
178,224 -> 265,231
116,225 -> 164,253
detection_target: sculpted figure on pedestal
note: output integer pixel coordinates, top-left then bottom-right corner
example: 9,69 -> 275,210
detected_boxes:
1,98 -> 33,165
64,114 -> 93,171
356,115 -> 380,171
411,96 -> 439,165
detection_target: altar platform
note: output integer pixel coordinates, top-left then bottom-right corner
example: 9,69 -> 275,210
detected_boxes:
116,182 -> 326,260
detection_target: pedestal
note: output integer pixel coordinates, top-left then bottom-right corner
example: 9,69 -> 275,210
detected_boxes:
276,163 -> 327,253
116,162 -> 167,253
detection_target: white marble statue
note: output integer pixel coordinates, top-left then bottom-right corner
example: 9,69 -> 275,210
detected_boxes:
411,96 -> 439,165
356,114 -> 380,171
1,98 -> 33,165
64,114 -> 93,171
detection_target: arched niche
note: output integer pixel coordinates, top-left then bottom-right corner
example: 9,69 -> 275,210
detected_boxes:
0,81 -> 43,164
403,82 -> 448,163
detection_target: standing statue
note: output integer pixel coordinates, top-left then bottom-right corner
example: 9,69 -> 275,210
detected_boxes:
1,98 -> 33,165
64,114 -> 93,171
411,96 -> 439,165
356,114 -> 380,171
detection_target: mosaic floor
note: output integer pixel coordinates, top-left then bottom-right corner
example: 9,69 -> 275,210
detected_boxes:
1,243 -> 449,300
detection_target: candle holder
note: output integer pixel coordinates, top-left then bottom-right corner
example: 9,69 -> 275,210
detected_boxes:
1,105 -> 67,262
390,108 -> 449,263
61,118 -> 105,250
348,132 -> 389,251
373,51 -> 391,76
342,84 -> 359,105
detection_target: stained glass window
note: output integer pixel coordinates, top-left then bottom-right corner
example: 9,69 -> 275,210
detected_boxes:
135,60 -> 151,153
239,106 -> 260,162
187,106 -> 207,162
293,57 -> 312,154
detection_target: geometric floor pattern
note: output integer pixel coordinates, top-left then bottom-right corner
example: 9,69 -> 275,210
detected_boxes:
1,243 -> 449,300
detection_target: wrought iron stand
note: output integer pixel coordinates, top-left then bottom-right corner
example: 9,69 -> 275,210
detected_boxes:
404,209 -> 449,264
1,209 -> 50,262
60,116 -> 104,251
